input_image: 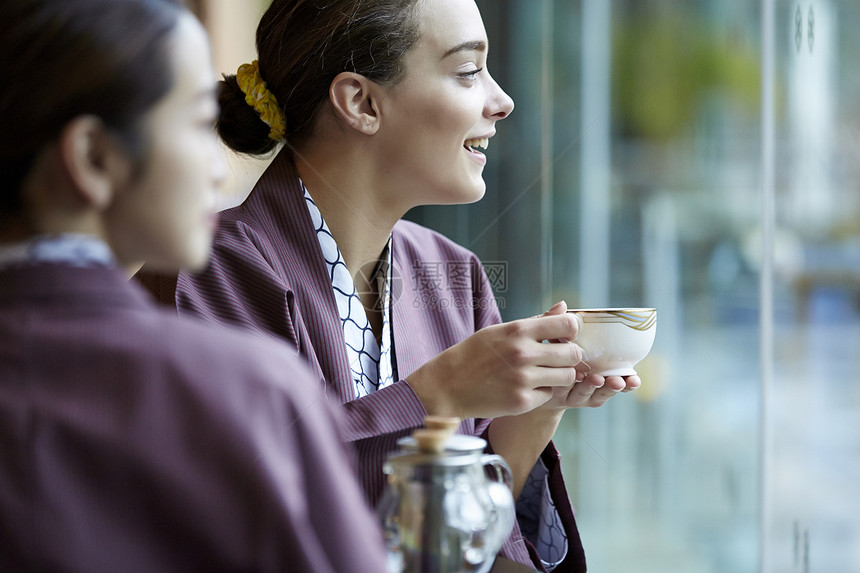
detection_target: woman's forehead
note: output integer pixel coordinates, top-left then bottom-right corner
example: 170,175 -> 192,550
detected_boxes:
158,14 -> 214,109
171,15 -> 214,88
412,0 -> 488,58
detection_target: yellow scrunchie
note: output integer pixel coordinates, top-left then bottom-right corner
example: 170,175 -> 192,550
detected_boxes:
236,60 -> 286,142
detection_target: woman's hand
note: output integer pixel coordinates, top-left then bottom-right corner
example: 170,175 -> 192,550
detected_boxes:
485,302 -> 641,498
405,301 -> 587,420
537,300 -> 640,411
540,371 -> 640,411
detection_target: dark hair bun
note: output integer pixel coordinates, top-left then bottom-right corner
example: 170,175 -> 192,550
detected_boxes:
216,74 -> 280,156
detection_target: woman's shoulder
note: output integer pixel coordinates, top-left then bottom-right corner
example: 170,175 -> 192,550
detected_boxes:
212,163 -> 309,258
209,201 -> 283,267
218,150 -> 305,230
146,304 -> 310,391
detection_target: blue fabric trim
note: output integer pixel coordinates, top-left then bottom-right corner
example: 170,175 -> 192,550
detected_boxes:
0,234 -> 114,270
301,183 -> 396,396
516,458 -> 569,569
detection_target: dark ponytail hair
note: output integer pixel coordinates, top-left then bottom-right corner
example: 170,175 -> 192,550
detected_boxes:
0,0 -> 185,218
217,0 -> 421,156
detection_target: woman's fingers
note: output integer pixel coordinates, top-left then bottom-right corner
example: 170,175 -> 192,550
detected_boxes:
551,374 -> 604,407
529,339 -> 585,369
541,300 -> 568,316
523,364 -> 580,388
508,311 -> 579,344
574,360 -> 592,381
602,375 -> 627,392
621,375 -> 642,392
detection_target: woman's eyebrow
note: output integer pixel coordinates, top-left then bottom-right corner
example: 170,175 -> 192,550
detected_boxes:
441,40 -> 487,59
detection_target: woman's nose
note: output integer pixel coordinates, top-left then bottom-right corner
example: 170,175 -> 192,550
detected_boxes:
486,72 -> 514,119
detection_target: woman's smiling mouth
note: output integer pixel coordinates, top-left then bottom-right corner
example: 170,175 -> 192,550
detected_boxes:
464,137 -> 489,151
463,137 -> 489,165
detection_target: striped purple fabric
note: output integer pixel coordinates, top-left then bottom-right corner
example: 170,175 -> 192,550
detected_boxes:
2,263 -> 389,572
139,149 -> 587,572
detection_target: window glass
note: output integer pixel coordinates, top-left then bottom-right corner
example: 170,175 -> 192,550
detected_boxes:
406,1 -> 860,570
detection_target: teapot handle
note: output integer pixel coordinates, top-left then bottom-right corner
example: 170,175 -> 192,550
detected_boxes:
480,454 -> 514,491
479,454 -> 516,566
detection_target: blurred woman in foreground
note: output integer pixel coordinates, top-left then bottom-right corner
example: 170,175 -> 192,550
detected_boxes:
0,1 -> 387,571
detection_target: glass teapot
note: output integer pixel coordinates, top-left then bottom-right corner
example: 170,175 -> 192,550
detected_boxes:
378,417 -> 516,573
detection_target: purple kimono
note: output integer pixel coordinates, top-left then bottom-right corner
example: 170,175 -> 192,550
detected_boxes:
139,150 -> 587,572
0,260 -> 388,573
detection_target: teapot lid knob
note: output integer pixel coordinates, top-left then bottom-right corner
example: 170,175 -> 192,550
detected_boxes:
423,415 -> 460,435
411,429 -> 453,453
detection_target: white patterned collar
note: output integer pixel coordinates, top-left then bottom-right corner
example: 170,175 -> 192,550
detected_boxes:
301,182 -> 397,397
0,234 -> 114,271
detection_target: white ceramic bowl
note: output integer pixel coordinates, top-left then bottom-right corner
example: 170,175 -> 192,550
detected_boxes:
568,308 -> 657,377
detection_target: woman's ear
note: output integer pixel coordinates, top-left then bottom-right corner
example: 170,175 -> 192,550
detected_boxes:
329,72 -> 381,135
58,115 -> 130,209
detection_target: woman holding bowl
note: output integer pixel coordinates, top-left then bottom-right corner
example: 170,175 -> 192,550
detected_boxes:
140,0 -> 640,570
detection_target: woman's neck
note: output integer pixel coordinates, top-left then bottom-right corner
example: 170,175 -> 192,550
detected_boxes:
294,143 -> 401,341
294,149 -> 399,279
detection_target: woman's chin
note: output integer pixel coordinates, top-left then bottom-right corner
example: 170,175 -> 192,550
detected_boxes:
139,247 -> 210,275
443,182 -> 487,205
181,249 -> 211,273
461,184 -> 487,204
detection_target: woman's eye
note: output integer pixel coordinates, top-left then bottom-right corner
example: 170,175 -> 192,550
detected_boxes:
459,67 -> 483,80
